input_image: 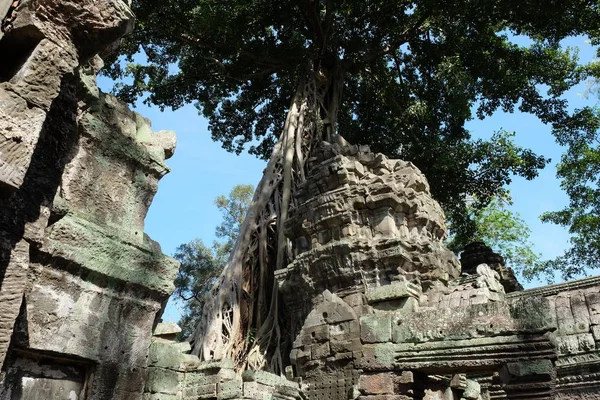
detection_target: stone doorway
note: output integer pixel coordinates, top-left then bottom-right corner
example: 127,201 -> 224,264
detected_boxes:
0,350 -> 91,400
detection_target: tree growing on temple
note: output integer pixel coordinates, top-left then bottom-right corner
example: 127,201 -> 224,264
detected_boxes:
105,0 -> 600,371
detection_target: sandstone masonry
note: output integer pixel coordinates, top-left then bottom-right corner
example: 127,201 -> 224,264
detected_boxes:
0,1 -> 178,398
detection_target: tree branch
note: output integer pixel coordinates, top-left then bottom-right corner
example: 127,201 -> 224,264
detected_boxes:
393,53 -> 404,86
323,0 -> 334,44
218,203 -> 239,223
202,55 -> 284,82
298,0 -> 325,52
238,66 -> 284,80
347,10 -> 431,71
179,33 -> 216,49
242,52 -> 287,67
179,33 -> 287,70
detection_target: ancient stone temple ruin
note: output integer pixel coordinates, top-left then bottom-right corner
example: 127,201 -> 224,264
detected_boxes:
140,142 -> 600,400
0,0 -> 178,398
127,140 -> 600,400
2,0 -> 600,399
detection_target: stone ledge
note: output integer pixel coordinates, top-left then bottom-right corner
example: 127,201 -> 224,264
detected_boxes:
39,214 -> 178,296
507,275 -> 600,299
366,282 -> 421,304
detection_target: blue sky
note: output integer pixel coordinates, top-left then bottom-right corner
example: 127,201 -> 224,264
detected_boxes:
98,36 -> 598,323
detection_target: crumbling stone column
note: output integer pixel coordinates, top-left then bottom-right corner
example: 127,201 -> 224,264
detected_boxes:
0,0 -> 134,374
0,1 -> 180,398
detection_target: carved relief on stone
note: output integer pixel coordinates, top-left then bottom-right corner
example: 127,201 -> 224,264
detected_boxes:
278,141 -> 461,324
290,290 -> 361,400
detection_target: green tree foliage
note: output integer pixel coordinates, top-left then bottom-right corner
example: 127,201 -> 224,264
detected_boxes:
105,0 -> 600,239
449,195 -> 542,281
214,184 -> 255,258
172,185 -> 253,338
173,239 -> 221,338
541,103 -> 600,280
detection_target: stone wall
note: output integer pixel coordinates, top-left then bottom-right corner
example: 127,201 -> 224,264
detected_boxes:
282,261 -> 600,399
0,1 -> 179,398
148,261 -> 600,399
509,277 -> 600,397
144,329 -> 302,400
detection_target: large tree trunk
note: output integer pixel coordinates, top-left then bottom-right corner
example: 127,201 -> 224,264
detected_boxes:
190,62 -> 343,373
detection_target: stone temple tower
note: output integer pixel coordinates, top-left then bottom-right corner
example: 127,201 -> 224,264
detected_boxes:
272,140 -> 600,400
135,139 -> 600,400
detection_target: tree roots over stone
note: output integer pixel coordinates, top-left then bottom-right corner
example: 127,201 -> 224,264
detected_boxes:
190,65 -> 343,374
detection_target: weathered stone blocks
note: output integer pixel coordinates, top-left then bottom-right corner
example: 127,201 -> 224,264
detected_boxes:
361,314 -> 392,343
366,281 -> 421,304
358,373 -> 395,395
0,12 -> 178,395
279,142 -> 461,332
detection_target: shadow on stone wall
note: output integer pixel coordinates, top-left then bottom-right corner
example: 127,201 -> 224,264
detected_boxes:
0,73 -> 79,276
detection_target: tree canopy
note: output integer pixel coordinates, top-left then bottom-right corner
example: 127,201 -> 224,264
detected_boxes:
541,104 -> 600,280
173,239 -> 221,338
214,184 -> 255,257
106,0 -> 600,240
